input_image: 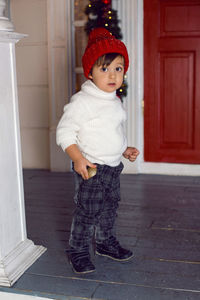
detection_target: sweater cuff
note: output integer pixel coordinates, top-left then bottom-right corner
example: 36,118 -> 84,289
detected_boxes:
60,140 -> 77,152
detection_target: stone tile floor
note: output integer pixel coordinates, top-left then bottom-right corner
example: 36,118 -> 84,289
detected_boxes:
1,170 -> 200,299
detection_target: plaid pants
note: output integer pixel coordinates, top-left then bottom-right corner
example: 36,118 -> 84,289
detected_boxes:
69,162 -> 124,250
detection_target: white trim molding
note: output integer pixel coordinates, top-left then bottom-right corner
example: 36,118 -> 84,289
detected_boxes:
47,0 -> 73,171
112,0 -> 143,174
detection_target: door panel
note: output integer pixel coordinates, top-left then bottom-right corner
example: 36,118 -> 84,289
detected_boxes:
160,1 -> 200,36
160,52 -> 194,149
144,0 -> 200,163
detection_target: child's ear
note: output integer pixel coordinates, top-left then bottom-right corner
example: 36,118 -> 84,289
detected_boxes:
88,74 -> 93,79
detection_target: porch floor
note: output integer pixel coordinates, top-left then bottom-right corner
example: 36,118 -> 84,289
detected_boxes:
1,169 -> 200,299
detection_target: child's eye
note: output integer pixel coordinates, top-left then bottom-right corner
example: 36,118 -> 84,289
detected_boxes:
116,67 -> 123,72
100,67 -> 108,72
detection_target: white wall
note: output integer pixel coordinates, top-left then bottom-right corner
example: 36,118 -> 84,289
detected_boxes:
10,0 -> 50,169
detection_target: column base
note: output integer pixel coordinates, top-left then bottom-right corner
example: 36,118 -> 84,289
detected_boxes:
0,239 -> 46,287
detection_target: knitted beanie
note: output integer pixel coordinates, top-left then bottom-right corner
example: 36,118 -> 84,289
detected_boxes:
82,28 -> 129,79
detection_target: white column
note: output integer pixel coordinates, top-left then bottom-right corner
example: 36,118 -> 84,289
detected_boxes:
0,30 -> 46,287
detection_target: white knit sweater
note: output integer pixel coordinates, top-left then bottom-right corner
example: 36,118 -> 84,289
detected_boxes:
56,80 -> 127,167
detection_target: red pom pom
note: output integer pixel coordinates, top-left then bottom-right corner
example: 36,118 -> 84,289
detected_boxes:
102,0 -> 111,4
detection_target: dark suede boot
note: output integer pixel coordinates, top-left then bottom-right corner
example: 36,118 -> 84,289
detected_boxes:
96,236 -> 133,261
67,248 -> 95,274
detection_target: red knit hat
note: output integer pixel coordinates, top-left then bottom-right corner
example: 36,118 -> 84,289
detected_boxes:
82,28 -> 129,79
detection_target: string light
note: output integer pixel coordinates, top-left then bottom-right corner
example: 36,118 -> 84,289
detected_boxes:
105,23 -> 108,27
89,4 -> 91,7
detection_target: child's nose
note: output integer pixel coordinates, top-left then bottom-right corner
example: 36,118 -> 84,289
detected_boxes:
109,70 -> 116,78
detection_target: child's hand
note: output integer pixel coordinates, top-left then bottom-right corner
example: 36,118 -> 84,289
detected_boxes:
65,144 -> 96,180
123,147 -> 140,162
74,157 -> 96,180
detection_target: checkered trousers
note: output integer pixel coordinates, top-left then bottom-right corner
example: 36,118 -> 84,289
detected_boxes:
69,162 -> 124,250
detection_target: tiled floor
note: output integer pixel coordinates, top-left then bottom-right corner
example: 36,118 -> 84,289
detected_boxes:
1,170 -> 200,299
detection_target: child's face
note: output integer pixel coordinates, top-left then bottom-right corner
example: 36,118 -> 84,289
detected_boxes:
89,56 -> 124,93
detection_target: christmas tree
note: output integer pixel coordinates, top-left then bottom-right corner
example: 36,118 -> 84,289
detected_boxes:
84,0 -> 128,99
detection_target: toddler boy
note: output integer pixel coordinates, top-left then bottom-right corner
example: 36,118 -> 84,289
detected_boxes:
56,28 -> 139,274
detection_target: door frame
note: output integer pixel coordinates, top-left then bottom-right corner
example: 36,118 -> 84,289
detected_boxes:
117,0 -> 200,175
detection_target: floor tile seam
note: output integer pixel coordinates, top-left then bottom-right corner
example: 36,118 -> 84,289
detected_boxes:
143,256 -> 200,265
25,272 -> 200,294
151,226 -> 200,233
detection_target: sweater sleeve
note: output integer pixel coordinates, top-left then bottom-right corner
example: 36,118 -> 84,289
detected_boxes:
56,96 -> 87,152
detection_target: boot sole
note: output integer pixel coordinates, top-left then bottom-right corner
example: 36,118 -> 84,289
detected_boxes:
70,261 -> 95,274
96,250 -> 134,261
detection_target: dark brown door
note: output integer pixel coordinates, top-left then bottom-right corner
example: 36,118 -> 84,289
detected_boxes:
144,0 -> 200,163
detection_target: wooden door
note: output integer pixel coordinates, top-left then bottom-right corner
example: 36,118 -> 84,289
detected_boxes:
144,0 -> 200,163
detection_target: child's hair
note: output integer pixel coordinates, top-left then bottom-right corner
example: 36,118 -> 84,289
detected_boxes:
94,53 -> 123,68
90,53 -> 124,75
